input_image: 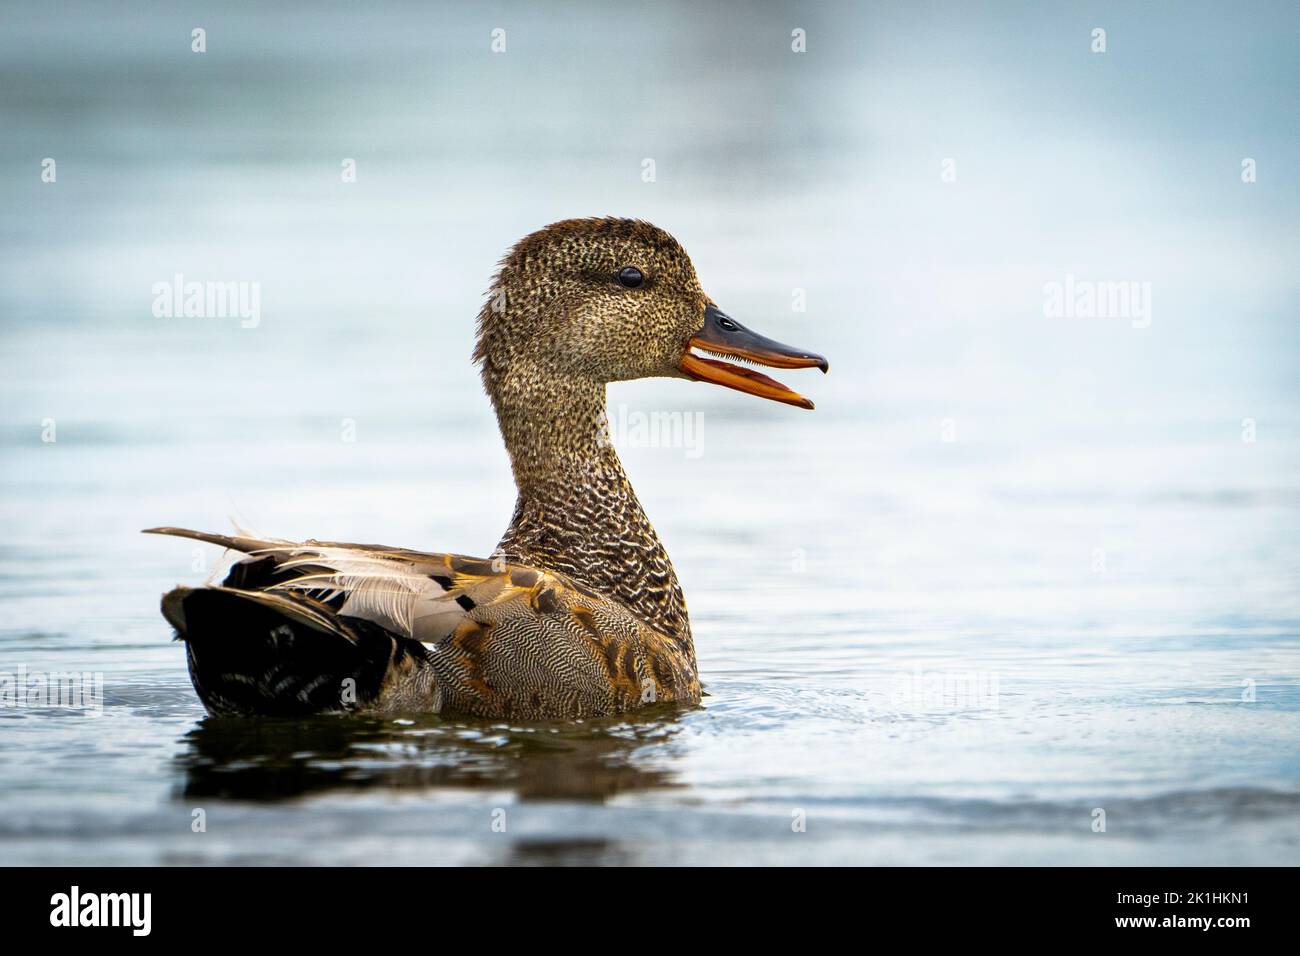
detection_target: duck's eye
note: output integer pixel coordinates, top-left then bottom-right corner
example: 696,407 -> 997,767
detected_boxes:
717,315 -> 739,331
617,266 -> 644,288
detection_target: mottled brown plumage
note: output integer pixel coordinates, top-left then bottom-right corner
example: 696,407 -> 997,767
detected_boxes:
480,219 -> 706,652
148,218 -> 826,719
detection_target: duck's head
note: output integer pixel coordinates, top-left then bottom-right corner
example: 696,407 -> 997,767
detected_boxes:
474,218 -> 827,410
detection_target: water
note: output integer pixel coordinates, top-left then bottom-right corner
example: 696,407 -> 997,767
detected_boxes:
2,1 -> 1299,865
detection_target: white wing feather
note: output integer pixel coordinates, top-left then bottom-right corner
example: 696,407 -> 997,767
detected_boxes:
266,546 -> 466,643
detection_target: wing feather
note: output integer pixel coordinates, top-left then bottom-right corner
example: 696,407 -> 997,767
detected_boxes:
145,525 -> 702,714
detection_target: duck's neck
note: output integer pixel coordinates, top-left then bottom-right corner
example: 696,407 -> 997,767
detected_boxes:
487,367 -> 691,647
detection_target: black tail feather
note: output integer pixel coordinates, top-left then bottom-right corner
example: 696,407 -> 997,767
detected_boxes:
166,586 -> 398,717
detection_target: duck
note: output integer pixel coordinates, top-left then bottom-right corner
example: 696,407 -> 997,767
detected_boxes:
146,218 -> 827,719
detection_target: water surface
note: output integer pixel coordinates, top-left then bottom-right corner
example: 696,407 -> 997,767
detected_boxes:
2,1 -> 1298,865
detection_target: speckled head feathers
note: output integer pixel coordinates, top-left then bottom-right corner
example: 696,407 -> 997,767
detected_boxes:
474,218 -> 708,388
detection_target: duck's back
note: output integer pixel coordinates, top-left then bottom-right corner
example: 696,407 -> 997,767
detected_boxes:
149,528 -> 700,719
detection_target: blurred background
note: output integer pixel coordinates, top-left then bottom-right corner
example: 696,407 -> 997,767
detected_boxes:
1,0 -> 1297,864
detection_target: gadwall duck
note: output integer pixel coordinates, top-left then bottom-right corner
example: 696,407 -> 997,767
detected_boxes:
147,218 -> 827,719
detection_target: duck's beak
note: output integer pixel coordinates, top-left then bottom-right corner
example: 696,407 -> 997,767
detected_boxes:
678,304 -> 828,410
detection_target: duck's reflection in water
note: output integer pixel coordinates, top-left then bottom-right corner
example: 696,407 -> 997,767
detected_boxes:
502,837 -> 633,866
175,705 -> 689,804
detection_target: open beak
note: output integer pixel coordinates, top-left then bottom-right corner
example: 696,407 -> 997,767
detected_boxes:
678,304 -> 828,410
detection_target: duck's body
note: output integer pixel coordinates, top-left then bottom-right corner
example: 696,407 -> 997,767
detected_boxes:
151,218 -> 825,719
150,528 -> 699,718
